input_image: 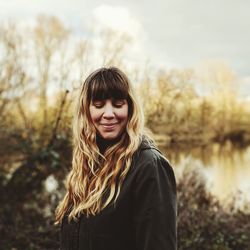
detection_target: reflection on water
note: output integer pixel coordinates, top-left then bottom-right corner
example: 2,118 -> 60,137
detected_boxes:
160,142 -> 250,208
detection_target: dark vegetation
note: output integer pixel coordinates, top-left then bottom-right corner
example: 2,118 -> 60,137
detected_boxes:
177,168 -> 250,250
1,158 -> 250,250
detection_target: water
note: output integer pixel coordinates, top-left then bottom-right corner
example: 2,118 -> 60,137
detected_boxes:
160,141 -> 250,209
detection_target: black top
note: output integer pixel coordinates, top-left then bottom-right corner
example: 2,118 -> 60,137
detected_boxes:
60,139 -> 177,250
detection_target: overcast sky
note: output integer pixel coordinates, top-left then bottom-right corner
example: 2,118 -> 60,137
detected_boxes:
1,0 -> 250,89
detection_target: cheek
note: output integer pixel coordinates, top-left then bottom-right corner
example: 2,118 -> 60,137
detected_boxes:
89,106 -> 100,123
118,106 -> 129,121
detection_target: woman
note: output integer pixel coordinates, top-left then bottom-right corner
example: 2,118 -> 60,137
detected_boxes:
55,67 -> 177,250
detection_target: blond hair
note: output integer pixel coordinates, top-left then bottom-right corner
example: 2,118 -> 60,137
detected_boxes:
55,67 -> 145,224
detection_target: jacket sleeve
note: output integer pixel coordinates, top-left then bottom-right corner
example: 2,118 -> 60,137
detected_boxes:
132,153 -> 177,250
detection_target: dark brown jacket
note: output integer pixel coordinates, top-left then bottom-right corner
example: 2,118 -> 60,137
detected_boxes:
60,140 -> 177,250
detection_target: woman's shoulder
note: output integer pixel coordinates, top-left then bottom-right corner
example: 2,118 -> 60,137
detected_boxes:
131,136 -> 176,191
135,135 -> 173,172
137,136 -> 165,159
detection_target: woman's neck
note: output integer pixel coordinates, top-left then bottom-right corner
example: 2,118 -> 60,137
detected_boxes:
96,135 -> 121,154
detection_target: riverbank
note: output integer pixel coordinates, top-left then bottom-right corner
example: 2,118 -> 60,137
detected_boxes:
152,128 -> 250,148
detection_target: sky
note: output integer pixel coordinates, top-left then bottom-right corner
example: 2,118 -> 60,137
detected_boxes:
0,0 -> 250,95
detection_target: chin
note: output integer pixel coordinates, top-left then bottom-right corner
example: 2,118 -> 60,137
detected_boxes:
100,131 -> 121,141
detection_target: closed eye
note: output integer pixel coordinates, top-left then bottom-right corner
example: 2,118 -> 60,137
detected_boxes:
92,101 -> 104,108
113,102 -> 124,107
113,100 -> 125,108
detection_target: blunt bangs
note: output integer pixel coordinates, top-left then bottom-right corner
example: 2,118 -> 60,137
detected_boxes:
87,69 -> 129,102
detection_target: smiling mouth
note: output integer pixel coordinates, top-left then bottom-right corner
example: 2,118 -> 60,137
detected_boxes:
101,123 -> 118,129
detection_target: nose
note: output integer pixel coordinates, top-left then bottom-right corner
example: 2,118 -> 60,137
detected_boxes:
103,103 -> 115,119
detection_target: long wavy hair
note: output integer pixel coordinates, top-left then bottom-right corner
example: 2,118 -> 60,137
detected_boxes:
55,67 -> 146,224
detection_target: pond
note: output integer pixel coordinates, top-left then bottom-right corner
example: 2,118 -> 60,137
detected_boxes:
160,141 -> 250,210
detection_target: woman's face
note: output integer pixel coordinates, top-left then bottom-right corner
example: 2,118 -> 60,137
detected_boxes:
89,98 -> 129,141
